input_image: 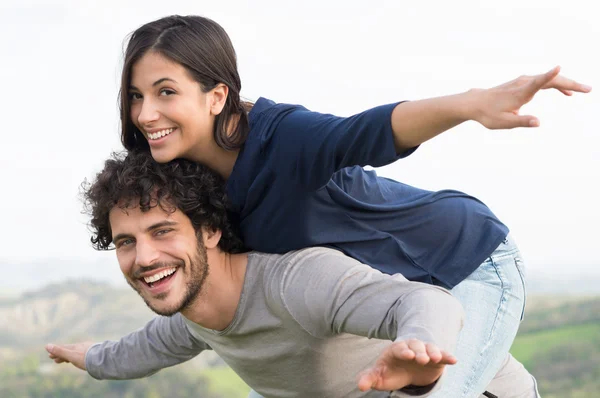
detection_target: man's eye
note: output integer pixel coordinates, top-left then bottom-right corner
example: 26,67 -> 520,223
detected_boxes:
118,238 -> 135,247
156,229 -> 172,236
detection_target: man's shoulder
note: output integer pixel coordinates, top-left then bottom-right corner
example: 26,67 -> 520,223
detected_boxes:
252,247 -> 351,265
281,247 -> 352,265
249,247 -> 365,282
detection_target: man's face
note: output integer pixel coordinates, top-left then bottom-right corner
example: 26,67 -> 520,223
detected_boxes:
109,203 -> 209,316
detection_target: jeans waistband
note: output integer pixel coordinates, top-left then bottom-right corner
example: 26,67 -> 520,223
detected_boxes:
489,233 -> 520,259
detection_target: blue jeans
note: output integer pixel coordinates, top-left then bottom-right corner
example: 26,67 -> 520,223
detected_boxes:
249,235 -> 534,398
430,234 -> 532,397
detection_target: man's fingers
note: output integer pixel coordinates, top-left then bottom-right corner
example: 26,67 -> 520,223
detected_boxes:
46,341 -> 91,371
425,343 -> 442,363
46,343 -> 72,361
46,343 -> 60,356
391,341 -> 416,361
357,370 -> 379,392
438,350 -> 458,365
405,339 -> 429,365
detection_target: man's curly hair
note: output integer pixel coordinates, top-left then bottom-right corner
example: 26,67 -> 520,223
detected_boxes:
83,150 -> 245,253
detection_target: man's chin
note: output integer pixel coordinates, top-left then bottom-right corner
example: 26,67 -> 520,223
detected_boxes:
142,295 -> 185,317
126,258 -> 205,317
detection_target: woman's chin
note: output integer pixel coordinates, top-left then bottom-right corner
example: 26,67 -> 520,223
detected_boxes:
149,147 -> 178,163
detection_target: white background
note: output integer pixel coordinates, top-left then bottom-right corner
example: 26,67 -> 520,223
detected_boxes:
1,0 -> 598,290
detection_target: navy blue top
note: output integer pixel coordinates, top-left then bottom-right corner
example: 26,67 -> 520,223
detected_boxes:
226,98 -> 509,289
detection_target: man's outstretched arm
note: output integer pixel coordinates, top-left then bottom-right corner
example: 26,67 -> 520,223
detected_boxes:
274,248 -> 465,394
46,313 -> 209,380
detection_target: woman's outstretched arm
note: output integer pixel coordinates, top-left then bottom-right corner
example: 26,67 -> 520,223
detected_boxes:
390,66 -> 591,152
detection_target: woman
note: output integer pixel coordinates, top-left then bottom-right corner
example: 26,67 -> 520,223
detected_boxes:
119,14 -> 590,397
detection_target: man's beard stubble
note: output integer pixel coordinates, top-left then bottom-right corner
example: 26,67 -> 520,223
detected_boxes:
126,241 -> 210,317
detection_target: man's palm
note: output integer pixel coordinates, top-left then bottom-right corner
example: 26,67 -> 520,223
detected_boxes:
358,339 -> 457,392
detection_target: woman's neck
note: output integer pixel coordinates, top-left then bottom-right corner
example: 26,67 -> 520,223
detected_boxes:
203,113 -> 244,180
185,113 -> 245,180
188,144 -> 239,180
212,148 -> 239,180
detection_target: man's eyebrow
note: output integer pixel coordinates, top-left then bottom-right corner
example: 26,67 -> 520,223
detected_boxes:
147,220 -> 178,231
112,221 -> 179,242
128,78 -> 178,92
113,232 -> 132,243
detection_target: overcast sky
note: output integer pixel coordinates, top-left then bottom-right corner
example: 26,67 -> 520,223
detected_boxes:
1,0 -> 598,289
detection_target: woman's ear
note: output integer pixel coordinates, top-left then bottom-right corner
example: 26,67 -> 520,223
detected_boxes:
209,83 -> 229,115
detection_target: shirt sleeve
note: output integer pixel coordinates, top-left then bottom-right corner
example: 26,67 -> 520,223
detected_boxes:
262,102 -> 417,191
85,313 -> 210,380
273,248 -> 464,354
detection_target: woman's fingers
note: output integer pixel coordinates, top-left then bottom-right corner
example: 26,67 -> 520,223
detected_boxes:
537,69 -> 592,93
528,66 -> 561,94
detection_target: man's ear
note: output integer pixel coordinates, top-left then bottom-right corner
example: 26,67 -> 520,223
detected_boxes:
209,83 -> 229,116
201,227 -> 222,249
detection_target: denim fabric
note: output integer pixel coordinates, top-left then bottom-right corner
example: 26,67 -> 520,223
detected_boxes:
247,389 -> 264,398
430,234 -> 536,398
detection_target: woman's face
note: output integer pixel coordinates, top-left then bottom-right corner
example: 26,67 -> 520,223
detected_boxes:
129,51 -> 223,163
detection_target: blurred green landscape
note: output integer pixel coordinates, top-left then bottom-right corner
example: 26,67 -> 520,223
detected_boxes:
1,281 -> 598,397
509,296 -> 600,398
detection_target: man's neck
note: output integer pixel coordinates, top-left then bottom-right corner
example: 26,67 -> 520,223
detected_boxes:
181,252 -> 248,331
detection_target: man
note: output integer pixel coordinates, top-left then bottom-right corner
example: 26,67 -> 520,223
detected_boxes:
46,150 -> 463,397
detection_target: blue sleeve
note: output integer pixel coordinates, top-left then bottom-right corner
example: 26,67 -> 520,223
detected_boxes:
263,102 -> 416,190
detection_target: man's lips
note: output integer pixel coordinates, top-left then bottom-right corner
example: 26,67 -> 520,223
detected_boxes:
140,266 -> 178,285
140,268 -> 179,295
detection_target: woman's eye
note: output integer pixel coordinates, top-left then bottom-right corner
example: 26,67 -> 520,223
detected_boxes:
129,92 -> 142,100
159,89 -> 175,96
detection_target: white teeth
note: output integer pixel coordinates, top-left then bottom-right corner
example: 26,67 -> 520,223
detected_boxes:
143,267 -> 177,284
148,128 -> 174,140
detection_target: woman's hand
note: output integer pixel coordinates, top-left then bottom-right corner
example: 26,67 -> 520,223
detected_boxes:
471,66 -> 592,130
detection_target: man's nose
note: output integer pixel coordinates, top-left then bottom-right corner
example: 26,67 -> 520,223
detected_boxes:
135,239 -> 160,267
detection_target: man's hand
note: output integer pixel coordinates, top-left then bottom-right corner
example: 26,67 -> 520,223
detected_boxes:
45,342 -> 94,371
357,338 -> 457,392
471,66 -> 591,130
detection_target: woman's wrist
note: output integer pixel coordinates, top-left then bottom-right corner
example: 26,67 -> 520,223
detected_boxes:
456,88 -> 484,124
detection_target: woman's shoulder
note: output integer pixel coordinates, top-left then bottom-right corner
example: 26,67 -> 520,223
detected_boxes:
248,97 -> 309,123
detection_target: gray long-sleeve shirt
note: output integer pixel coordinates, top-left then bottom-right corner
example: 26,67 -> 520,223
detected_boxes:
86,247 -> 464,397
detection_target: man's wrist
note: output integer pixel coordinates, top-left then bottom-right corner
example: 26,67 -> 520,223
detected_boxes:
392,374 -> 443,397
399,380 -> 438,395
